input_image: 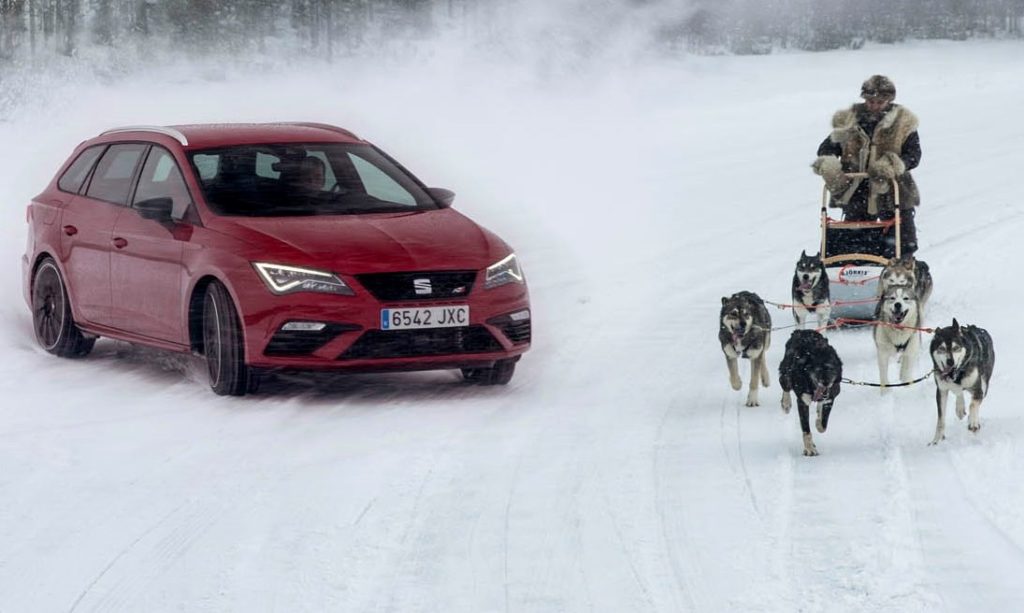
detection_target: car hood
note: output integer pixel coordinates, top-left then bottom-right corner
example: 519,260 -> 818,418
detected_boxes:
212,209 -> 510,273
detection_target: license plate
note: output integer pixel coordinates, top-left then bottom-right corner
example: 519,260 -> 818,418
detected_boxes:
380,305 -> 469,330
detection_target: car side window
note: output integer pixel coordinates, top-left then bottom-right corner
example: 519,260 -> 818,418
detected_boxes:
84,143 -> 147,205
255,152 -> 281,179
192,154 -> 219,181
133,146 -> 192,220
306,150 -> 338,191
347,152 -> 416,206
58,145 -> 106,194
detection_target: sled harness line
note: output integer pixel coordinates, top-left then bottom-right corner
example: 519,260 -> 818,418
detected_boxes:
765,296 -> 879,311
818,317 -> 936,334
841,369 -> 935,388
770,321 -> 803,332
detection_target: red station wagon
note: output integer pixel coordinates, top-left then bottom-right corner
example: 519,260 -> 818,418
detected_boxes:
23,123 -> 531,395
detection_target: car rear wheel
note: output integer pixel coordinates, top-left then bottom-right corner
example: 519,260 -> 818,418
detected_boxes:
202,282 -> 249,396
461,358 -> 516,385
32,258 -> 95,358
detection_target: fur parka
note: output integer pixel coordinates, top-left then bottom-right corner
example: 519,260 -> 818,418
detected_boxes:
814,103 -> 920,214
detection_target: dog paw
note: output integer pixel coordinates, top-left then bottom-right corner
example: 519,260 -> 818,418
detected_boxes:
803,446 -> 819,457
968,422 -> 981,433
956,407 -> 966,420
745,396 -> 760,407
928,435 -> 945,446
730,376 -> 742,391
781,395 -> 791,414
816,419 -> 826,433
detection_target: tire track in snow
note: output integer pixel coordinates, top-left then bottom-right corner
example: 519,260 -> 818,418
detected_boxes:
719,400 -> 763,520
600,492 -> 657,612
903,444 -> 1024,610
651,398 -> 701,613
67,497 -> 226,613
780,396 -> 938,612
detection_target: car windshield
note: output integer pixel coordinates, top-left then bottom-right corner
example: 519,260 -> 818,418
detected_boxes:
188,143 -> 438,216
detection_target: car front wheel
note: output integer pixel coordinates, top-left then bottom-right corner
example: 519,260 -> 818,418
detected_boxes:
32,258 -> 95,358
202,282 -> 249,396
461,358 -> 517,385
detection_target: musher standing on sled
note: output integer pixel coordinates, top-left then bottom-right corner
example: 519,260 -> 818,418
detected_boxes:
812,75 -> 922,255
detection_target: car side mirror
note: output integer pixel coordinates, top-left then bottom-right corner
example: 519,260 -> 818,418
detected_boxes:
428,187 -> 455,208
134,197 -> 175,222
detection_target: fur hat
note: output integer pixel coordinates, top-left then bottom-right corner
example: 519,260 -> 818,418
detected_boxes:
861,75 -> 896,101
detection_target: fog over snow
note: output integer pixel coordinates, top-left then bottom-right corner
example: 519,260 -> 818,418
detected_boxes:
1,16 -> 1024,612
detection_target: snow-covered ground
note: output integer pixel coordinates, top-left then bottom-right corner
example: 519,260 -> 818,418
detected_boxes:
2,39 -> 1023,612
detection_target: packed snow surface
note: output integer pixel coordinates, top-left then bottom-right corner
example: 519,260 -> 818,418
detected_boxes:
1,40 -> 1023,612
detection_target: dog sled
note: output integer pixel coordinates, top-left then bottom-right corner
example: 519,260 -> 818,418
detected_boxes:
819,173 -> 902,322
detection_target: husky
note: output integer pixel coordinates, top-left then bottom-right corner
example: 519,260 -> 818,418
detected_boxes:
873,285 -> 922,391
779,330 -> 842,456
879,254 -> 933,315
791,250 -> 832,332
719,291 -> 772,407
928,319 -> 995,445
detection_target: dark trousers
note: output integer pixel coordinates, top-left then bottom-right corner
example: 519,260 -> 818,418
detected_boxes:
843,206 -> 918,256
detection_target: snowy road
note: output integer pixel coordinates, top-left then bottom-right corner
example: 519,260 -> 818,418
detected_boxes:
1,40 -> 1023,611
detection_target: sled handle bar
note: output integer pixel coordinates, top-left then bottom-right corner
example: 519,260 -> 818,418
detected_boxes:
819,173 -> 901,208
819,173 -> 901,260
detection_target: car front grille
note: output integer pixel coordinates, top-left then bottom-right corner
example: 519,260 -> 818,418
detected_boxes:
339,325 -> 502,360
356,271 -> 477,301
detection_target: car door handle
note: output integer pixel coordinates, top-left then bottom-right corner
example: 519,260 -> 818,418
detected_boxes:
112,237 -> 128,249
63,225 -> 78,236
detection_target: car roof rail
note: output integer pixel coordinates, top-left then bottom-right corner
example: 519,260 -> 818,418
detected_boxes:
277,122 -> 360,141
101,125 -> 189,146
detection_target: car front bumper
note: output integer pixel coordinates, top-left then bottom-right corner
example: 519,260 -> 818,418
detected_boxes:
235,275 -> 531,372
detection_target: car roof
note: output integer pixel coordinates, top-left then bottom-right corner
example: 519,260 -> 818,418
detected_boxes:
98,123 -> 366,150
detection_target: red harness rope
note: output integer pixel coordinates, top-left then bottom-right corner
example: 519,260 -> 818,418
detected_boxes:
817,317 -> 935,334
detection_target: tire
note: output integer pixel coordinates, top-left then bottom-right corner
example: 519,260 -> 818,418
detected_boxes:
202,282 -> 249,396
31,258 -> 95,358
461,358 -> 516,385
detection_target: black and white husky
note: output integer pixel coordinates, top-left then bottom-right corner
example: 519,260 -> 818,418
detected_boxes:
873,285 -> 922,391
791,250 -> 832,332
719,291 -> 772,407
928,319 -> 995,445
779,330 -> 842,456
879,255 -> 933,316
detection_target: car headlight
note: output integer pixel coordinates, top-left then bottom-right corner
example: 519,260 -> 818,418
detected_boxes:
484,253 -> 524,289
252,262 -> 355,296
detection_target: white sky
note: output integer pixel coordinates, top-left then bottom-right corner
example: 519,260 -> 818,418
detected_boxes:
1,37 -> 1023,612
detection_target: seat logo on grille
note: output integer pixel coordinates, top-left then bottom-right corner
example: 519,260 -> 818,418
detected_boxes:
414,278 -> 433,295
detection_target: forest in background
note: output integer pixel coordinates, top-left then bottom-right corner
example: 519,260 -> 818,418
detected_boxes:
1,0 -> 1023,67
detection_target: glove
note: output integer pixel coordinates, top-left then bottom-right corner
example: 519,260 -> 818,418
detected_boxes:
867,152 -> 906,181
811,155 -> 849,197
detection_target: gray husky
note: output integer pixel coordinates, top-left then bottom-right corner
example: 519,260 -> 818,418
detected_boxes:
779,330 -> 842,457
879,255 -> 933,315
791,250 -> 832,332
873,285 -> 922,391
719,291 -> 772,407
928,319 -> 995,445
